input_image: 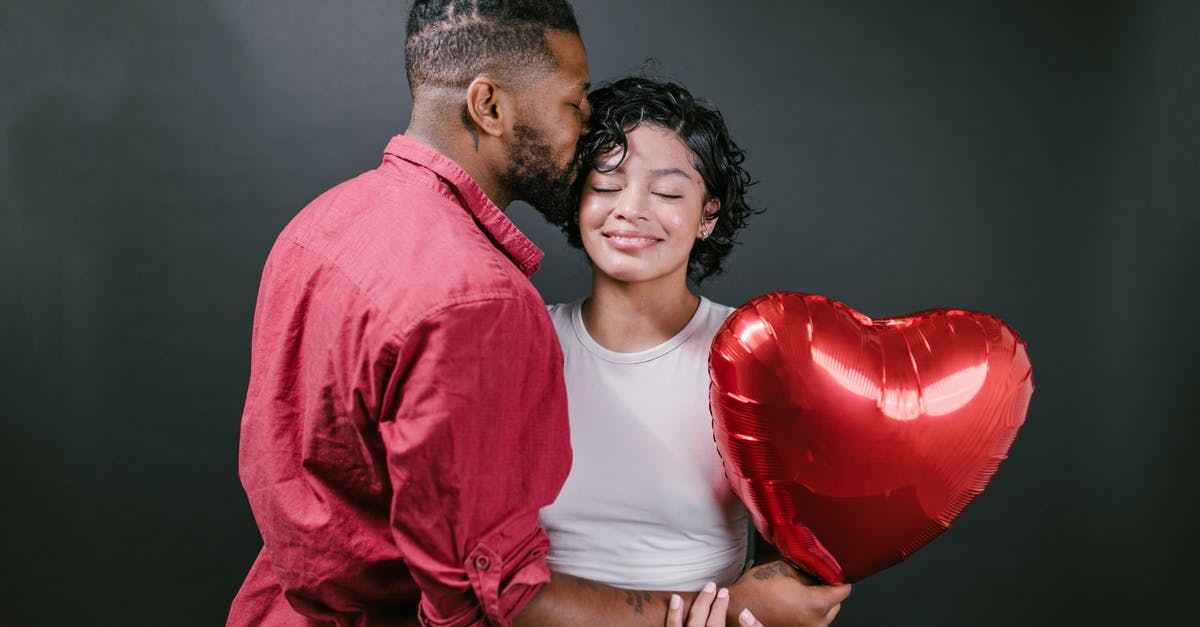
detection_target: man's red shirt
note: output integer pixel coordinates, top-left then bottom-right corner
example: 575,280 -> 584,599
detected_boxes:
229,135 -> 571,626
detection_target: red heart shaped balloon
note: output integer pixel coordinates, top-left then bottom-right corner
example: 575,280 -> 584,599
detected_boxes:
709,292 -> 1033,584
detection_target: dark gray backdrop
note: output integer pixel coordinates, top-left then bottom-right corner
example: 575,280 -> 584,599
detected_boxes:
2,1 -> 1197,625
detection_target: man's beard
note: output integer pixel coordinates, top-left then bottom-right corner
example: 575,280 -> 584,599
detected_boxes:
500,123 -> 578,225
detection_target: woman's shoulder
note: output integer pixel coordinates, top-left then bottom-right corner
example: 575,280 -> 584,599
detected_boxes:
700,296 -> 737,322
692,296 -> 737,340
546,298 -> 582,315
704,297 -> 736,315
546,298 -> 586,333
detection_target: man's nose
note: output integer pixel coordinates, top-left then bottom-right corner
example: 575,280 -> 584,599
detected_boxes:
579,101 -> 592,135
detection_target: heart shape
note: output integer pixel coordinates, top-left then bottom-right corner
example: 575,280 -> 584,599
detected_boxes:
709,292 -> 1033,583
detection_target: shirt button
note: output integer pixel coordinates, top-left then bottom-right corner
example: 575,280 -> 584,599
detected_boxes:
474,556 -> 491,570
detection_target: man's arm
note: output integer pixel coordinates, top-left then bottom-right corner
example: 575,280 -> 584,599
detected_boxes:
380,296 -> 573,625
726,561 -> 850,627
516,571 -> 698,626
516,562 -> 849,627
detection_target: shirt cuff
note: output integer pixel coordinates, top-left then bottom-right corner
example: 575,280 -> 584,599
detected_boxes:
415,517 -> 551,626
467,517 -> 553,625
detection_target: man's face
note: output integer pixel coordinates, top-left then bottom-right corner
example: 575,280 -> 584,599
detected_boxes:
500,31 -> 590,217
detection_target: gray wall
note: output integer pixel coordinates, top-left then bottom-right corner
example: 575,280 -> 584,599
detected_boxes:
2,1 -> 1196,624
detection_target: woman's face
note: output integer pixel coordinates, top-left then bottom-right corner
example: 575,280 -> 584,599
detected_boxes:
578,125 -> 718,287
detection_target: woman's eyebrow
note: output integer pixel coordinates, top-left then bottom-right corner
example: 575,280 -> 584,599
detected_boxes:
650,167 -> 695,181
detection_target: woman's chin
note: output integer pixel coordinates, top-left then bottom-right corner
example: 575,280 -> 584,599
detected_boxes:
594,264 -> 680,287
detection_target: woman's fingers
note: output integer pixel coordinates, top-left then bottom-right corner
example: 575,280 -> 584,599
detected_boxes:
686,582 -> 717,627
737,608 -> 764,627
665,593 -> 684,627
669,581 -> 739,627
705,588 -> 730,627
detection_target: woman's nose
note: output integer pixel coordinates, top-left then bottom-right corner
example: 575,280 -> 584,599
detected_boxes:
614,190 -> 650,222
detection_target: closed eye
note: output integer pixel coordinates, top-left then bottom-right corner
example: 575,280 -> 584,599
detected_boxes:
653,193 -> 683,200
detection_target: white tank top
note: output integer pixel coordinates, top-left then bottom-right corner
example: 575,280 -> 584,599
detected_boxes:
540,297 -> 750,590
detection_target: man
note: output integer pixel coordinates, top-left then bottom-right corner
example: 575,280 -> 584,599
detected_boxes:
231,2 -> 848,625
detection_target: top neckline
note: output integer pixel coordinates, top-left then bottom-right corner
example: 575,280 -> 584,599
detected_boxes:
569,296 -> 713,364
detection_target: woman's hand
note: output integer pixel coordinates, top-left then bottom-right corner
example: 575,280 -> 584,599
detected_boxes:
665,581 -> 764,627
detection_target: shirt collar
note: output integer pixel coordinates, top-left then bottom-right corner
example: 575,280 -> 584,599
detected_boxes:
381,134 -> 544,277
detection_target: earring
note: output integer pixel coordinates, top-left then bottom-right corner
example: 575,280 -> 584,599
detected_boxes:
699,226 -> 710,239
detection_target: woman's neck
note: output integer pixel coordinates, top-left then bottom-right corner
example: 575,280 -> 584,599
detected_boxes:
581,272 -> 700,353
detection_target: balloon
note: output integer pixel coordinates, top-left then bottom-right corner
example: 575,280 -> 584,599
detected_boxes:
709,292 -> 1033,584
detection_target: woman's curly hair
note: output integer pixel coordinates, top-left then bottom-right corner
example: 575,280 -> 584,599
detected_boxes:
555,76 -> 760,284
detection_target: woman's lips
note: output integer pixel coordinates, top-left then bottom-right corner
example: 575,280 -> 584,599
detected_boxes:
603,230 -> 662,250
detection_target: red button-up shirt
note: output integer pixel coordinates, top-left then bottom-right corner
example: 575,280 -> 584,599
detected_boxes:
229,135 -> 571,626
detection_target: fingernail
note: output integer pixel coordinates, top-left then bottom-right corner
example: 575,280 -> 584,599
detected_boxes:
739,608 -> 756,626
702,581 -> 716,594
670,594 -> 681,610
717,587 -> 729,599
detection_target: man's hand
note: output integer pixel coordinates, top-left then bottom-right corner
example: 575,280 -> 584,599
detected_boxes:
726,561 -> 850,627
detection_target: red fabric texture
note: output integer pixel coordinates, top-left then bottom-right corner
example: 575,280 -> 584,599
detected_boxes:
229,136 -> 571,626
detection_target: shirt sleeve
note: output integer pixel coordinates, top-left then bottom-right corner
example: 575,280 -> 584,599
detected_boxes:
379,295 -> 572,626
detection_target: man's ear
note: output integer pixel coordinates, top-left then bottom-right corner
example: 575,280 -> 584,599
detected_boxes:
464,76 -> 510,138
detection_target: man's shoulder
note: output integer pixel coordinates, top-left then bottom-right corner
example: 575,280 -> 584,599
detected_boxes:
259,168 -> 539,336
278,168 -> 459,251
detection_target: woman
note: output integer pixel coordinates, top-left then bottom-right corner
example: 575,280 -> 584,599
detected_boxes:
539,77 -> 846,626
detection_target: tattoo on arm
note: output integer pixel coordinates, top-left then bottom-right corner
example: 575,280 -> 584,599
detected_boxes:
461,107 -> 479,151
573,577 -> 602,592
624,590 -> 651,615
752,561 -> 798,581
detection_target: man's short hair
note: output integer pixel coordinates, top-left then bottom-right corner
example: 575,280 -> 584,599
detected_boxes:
405,0 -> 580,95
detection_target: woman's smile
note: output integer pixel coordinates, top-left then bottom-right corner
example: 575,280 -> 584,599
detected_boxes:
603,229 -> 663,250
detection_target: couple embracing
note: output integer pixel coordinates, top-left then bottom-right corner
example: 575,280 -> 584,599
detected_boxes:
231,1 -> 850,625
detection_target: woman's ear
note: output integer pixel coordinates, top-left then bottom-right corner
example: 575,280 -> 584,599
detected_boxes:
699,198 -> 721,239
464,76 -> 510,138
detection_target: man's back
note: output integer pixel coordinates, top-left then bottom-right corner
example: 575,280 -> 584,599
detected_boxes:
231,136 -> 570,625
